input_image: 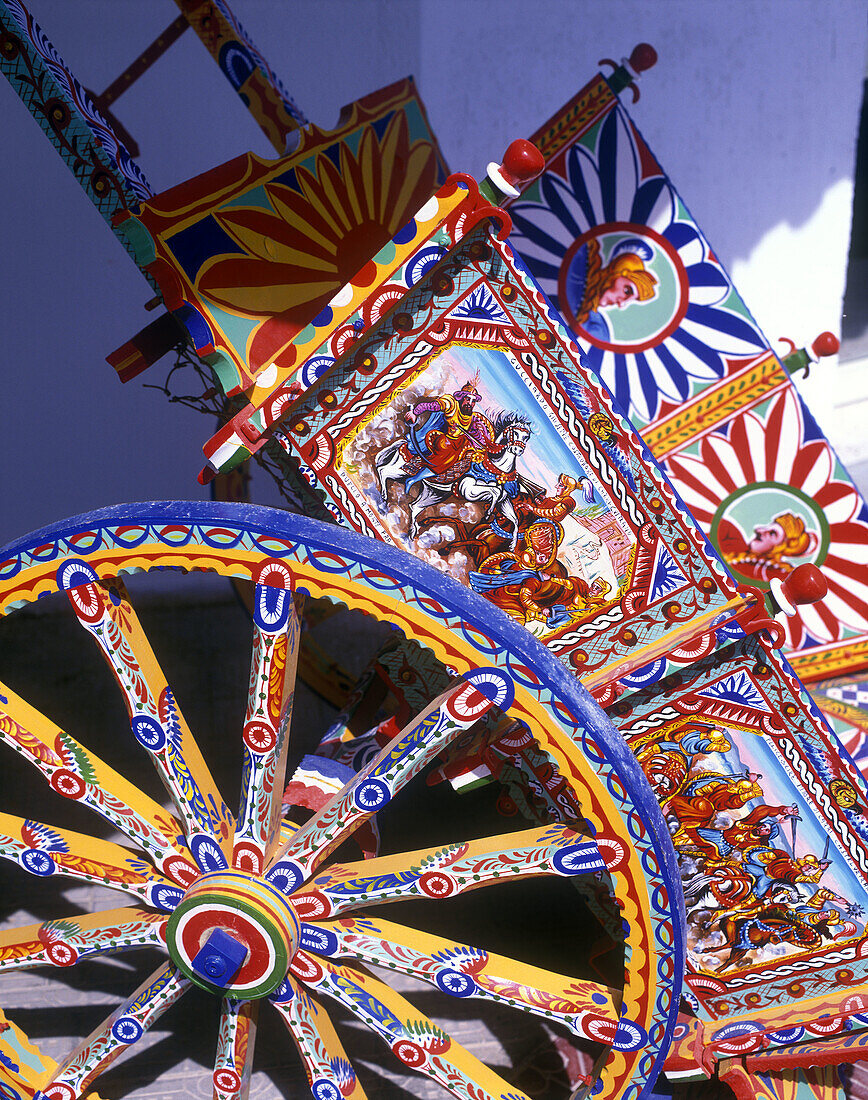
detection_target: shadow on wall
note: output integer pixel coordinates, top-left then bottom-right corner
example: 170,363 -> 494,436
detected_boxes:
842,78 -> 868,356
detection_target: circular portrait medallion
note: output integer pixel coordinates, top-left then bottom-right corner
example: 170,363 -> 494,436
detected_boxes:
711,482 -> 829,589
558,222 -> 688,352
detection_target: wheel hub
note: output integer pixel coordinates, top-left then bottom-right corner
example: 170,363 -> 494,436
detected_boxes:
166,870 -> 300,998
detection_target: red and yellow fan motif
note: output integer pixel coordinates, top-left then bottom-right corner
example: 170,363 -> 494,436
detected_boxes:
123,78 -> 447,395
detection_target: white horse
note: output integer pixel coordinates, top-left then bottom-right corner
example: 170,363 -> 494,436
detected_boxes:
375,411 -> 533,545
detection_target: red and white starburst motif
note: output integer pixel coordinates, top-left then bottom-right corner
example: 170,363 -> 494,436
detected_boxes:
666,388 -> 868,650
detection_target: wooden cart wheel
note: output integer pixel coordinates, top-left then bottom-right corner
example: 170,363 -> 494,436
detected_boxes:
0,502 -> 683,1100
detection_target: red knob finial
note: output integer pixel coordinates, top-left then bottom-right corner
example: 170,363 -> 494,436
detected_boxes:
500,140 -> 545,189
811,331 -> 840,359
629,43 -> 658,73
781,564 -> 828,607
769,564 -> 827,618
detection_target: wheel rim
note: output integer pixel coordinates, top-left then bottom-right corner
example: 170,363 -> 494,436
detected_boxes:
0,501 -> 683,1100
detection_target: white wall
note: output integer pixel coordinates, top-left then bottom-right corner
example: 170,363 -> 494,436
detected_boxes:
1,0 -> 865,542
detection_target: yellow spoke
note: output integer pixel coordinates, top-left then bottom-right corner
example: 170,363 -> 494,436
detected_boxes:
63,574 -> 234,864
0,680 -> 197,883
297,954 -> 531,1100
233,578 -> 301,873
290,823 -> 608,918
311,913 -> 621,1044
41,961 -> 189,1097
0,906 -> 166,971
0,811 -> 180,908
213,999 -> 258,1100
272,974 -> 369,1099
267,676 -> 504,892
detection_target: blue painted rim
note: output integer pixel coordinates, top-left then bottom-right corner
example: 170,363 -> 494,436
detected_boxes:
0,500 -> 685,1098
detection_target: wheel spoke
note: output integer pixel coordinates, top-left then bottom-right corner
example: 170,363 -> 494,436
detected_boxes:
62,572 -> 233,866
0,681 -> 198,883
272,974 -> 369,1100
306,914 -> 621,1045
213,998 -> 258,1100
233,576 -> 301,873
268,676 -> 504,888
41,961 -> 189,1099
291,825 -> 612,918
292,953 -> 531,1100
0,906 -> 167,971
0,811 -> 181,907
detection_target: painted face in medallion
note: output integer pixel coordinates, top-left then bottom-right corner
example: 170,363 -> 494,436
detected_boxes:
712,483 -> 828,588
558,224 -> 688,352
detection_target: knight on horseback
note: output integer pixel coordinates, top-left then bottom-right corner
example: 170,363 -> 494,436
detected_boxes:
375,390 -> 536,546
402,380 -> 493,489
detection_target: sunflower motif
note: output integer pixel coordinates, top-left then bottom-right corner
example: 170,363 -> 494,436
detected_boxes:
666,388 -> 868,650
196,109 -> 438,374
508,103 -> 767,425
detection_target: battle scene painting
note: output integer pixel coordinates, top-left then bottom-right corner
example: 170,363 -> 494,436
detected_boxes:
338,344 -> 636,639
628,712 -> 867,980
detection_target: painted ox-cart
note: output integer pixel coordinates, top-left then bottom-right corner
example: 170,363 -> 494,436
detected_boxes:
1,5 -> 867,1100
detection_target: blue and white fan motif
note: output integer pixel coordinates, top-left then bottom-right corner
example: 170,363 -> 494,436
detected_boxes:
509,101 -> 768,426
